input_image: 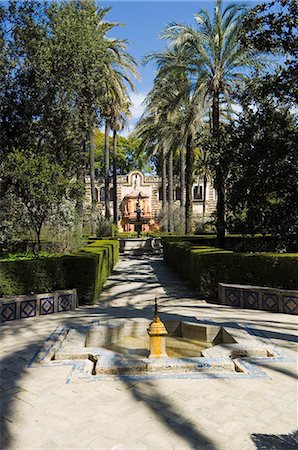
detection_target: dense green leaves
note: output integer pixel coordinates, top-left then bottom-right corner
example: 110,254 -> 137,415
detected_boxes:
1,151 -> 82,249
0,0 -> 137,248
226,104 -> 298,244
93,130 -> 152,175
243,0 -> 298,103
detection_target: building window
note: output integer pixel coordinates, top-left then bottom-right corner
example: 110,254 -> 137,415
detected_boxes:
95,187 -> 99,202
193,185 -> 203,200
158,187 -> 163,201
109,187 -> 114,200
176,187 -> 181,201
100,187 -> 105,201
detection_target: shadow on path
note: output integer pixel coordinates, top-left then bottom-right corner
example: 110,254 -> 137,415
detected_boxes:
251,429 -> 298,449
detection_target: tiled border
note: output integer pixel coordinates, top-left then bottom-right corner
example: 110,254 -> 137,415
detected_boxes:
27,321 -> 296,384
219,284 -> 298,315
0,289 -> 77,322
20,300 -> 37,319
40,297 -> 55,315
58,294 -> 71,312
1,302 -> 17,322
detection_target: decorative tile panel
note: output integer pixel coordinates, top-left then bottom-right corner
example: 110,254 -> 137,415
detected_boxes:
20,300 -> 37,318
283,296 -> 298,315
0,289 -> 76,323
1,302 -> 17,322
40,297 -> 55,315
262,293 -> 278,312
219,283 -> 298,315
58,294 -> 71,312
243,291 -> 259,309
225,288 -> 240,306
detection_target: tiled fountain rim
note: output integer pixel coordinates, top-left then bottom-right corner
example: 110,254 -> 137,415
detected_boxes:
27,318 -> 296,383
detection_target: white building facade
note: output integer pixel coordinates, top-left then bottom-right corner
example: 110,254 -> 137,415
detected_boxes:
85,170 -> 216,231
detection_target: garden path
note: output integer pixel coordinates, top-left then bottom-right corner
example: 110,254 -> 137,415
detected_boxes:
0,255 -> 297,450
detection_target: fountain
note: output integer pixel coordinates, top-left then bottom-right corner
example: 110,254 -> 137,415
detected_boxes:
147,298 -> 168,358
32,296 -> 284,382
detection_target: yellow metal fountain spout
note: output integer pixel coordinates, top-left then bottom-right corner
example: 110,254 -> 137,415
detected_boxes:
147,298 -> 168,358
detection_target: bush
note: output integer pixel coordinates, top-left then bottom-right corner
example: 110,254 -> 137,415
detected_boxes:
162,234 -> 297,253
96,218 -> 117,238
163,241 -> 298,302
0,240 -> 119,304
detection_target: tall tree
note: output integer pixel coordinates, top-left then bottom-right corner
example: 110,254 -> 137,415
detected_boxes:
137,47 -> 204,233
48,0 -> 137,223
243,0 -> 297,104
110,99 -> 131,225
227,103 -> 298,245
162,0 -> 267,245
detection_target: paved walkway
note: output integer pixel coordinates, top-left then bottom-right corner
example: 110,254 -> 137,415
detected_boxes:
0,255 -> 297,450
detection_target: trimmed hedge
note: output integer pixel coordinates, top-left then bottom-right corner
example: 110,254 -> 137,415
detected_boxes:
162,234 -> 297,253
0,240 -> 119,305
163,241 -> 298,302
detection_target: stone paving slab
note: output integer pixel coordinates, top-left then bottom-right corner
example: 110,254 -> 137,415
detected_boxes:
0,255 -> 297,450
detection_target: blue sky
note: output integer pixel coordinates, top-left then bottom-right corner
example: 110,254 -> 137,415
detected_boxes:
100,0 -> 275,133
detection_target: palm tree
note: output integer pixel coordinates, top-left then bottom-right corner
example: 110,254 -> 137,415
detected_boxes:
143,47 -> 205,234
135,111 -> 169,231
99,38 -> 138,221
162,0 -> 266,245
110,98 -> 131,225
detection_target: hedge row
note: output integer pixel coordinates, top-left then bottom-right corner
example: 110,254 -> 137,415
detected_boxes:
0,240 -> 119,305
162,234 -> 297,253
163,241 -> 298,302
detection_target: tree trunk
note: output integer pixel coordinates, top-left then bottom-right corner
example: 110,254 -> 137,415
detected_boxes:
104,119 -> 110,220
180,142 -> 185,223
76,140 -> 86,218
168,147 -> 174,233
162,146 -> 168,231
89,127 -> 97,235
112,129 -> 118,226
215,169 -> 225,248
36,222 -> 43,254
185,134 -> 194,234
203,173 -> 207,222
212,90 -> 225,247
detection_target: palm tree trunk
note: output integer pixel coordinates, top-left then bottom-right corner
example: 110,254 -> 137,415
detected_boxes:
104,119 -> 110,220
203,173 -> 207,222
89,127 -> 97,235
162,146 -> 168,231
112,129 -> 118,226
185,134 -> 194,234
168,147 -> 174,233
180,142 -> 185,221
212,90 -> 225,248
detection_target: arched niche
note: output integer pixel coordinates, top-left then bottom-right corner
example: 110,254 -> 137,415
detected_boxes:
128,170 -> 145,187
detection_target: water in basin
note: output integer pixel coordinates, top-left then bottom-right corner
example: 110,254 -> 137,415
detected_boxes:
102,334 -> 212,358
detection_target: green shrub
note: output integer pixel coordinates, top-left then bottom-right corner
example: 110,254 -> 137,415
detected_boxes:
0,240 -> 119,304
96,219 -> 115,238
162,234 -> 297,253
163,241 -> 298,302
118,232 -> 138,239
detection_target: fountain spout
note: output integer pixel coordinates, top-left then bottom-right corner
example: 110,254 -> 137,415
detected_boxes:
147,298 -> 168,358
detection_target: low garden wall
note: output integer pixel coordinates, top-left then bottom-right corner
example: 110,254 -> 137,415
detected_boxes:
0,239 -> 119,305
163,241 -> 298,312
0,289 -> 77,323
218,283 -> 298,315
